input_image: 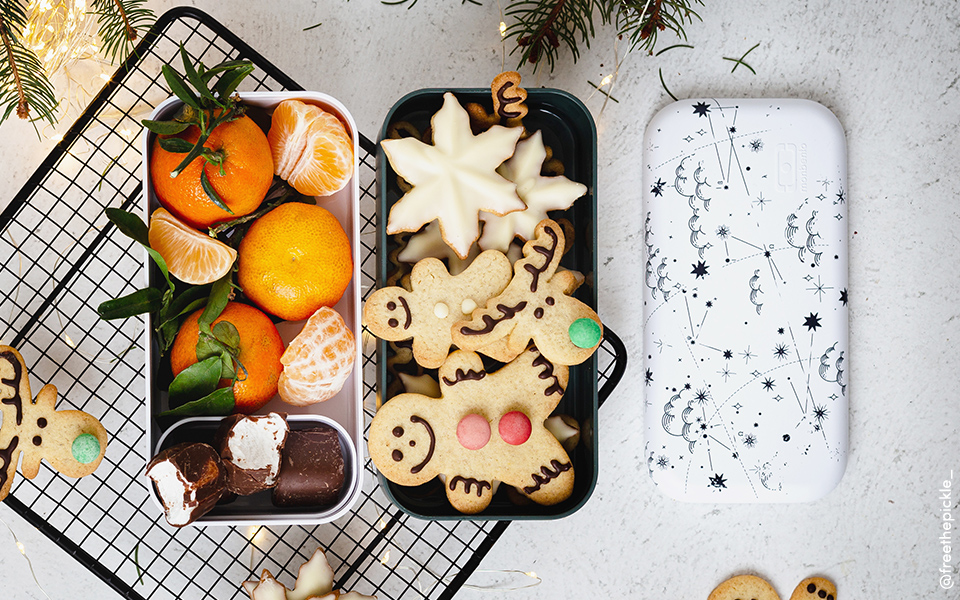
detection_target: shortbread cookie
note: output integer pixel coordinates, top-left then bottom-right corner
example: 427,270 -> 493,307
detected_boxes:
364,250 -> 513,369
453,219 -> 603,366
0,346 -> 108,501
479,130 -> 587,253
491,71 -> 528,128
243,547 -> 375,600
368,348 -> 574,514
790,577 -> 836,600
399,220 -> 481,276
381,92 -> 525,259
708,575 -> 780,600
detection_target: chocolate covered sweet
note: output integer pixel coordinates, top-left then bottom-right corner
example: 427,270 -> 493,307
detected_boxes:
215,412 -> 288,495
146,442 -> 226,527
272,426 -> 345,507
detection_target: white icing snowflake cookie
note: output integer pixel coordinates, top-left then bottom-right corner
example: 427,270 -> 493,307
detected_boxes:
381,92 -> 525,259
479,130 -> 587,252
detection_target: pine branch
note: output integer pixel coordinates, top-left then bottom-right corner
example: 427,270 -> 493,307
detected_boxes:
613,0 -> 703,54
0,3 -> 58,125
91,0 -> 156,65
500,0 -> 704,72
505,0 -> 600,72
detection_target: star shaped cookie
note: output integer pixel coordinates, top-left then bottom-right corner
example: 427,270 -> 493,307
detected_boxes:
381,92 -> 525,259
479,130 -> 587,252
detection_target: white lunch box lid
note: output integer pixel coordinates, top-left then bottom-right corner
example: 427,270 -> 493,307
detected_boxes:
642,98 -> 848,503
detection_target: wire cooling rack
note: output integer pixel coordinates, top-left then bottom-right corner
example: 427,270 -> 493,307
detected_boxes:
0,7 -> 626,600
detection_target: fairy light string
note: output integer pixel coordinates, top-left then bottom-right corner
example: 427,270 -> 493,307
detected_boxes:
374,509 -> 541,593
0,514 -> 53,600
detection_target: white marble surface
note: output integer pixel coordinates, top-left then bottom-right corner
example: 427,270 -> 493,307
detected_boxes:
1,0 -> 959,598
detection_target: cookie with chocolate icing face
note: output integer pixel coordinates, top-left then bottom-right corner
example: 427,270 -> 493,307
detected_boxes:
363,250 -> 512,369
452,219 -> 603,366
368,348 -> 574,514
0,346 -> 108,501
789,577 -> 836,600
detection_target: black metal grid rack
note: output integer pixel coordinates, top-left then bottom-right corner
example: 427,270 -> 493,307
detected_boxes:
0,7 -> 627,600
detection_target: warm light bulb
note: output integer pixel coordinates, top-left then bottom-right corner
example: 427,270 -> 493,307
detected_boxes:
379,550 -> 391,565
499,21 -> 506,38
600,74 -> 613,87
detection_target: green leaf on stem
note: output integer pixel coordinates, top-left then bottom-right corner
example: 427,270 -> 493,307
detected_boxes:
180,44 -> 219,107
105,207 -> 149,247
97,287 -> 162,320
141,119 -> 190,135
212,321 -> 241,352
161,64 -> 200,110
198,273 -> 233,336
159,387 -> 235,418
214,64 -> 254,100
168,355 -> 222,407
169,132 -> 209,178
200,168 -> 234,214
157,136 -> 195,153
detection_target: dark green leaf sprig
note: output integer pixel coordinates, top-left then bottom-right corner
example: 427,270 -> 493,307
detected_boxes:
96,208 -> 214,351
159,274 -> 241,417
141,44 -> 255,210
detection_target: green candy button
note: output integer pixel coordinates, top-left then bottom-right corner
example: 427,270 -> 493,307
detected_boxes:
72,433 -> 101,464
569,318 -> 602,349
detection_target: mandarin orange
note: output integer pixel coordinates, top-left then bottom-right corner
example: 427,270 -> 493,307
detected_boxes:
169,302 -> 284,414
150,114 -> 273,229
268,99 -> 354,197
238,203 -> 353,321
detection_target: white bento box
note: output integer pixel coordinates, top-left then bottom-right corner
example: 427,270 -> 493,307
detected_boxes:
141,91 -> 363,526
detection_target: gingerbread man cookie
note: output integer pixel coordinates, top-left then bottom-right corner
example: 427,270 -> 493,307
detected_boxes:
452,219 -> 603,366
789,577 -> 836,600
0,346 -> 108,501
363,250 -> 512,369
368,348 -> 574,514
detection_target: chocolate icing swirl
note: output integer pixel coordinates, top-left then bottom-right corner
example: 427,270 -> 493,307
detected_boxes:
532,354 -> 564,396
449,476 -> 491,497
0,436 -> 19,491
459,301 -> 528,336
522,459 -> 572,494
495,82 -> 523,119
522,226 -> 558,293
441,368 -> 486,386
0,351 -> 24,426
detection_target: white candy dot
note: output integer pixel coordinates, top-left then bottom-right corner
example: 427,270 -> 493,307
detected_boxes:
434,302 -> 450,318
461,299 -> 477,314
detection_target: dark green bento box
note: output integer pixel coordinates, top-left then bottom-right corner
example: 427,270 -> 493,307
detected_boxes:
375,88 -> 598,520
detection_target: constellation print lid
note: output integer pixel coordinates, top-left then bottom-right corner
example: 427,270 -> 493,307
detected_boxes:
642,98 -> 848,503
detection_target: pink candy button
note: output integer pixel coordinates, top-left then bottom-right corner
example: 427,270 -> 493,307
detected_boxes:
498,411 -> 532,445
457,414 -> 490,450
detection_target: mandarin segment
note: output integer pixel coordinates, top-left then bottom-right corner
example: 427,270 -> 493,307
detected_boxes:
148,208 -> 237,285
169,302 -> 284,414
278,307 -> 356,406
150,114 -> 273,229
238,203 -> 353,321
268,99 -> 354,197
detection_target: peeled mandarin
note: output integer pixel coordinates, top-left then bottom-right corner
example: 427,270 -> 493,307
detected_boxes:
148,207 -> 237,285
